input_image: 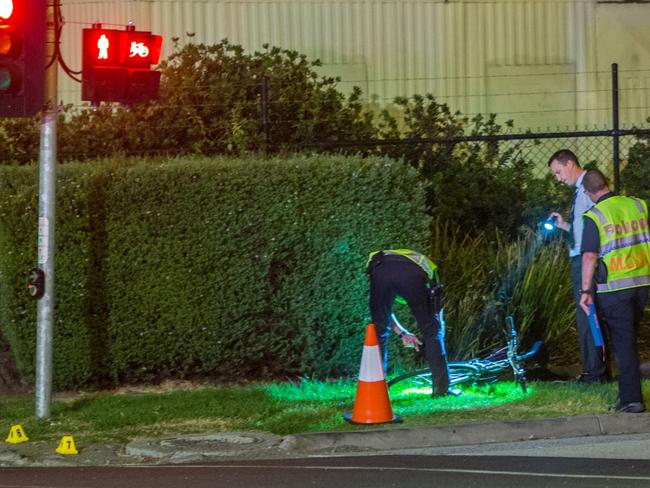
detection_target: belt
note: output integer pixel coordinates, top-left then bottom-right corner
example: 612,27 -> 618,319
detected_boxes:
367,252 -> 415,275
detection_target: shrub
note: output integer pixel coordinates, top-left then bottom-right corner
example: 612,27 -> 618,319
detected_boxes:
376,97 -> 558,237
427,220 -> 575,363
0,154 -> 429,388
0,165 -> 97,387
623,133 -> 650,202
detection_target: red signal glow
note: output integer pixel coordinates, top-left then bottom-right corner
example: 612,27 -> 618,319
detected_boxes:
97,33 -> 109,59
0,0 -> 20,95
0,0 -> 13,21
83,29 -> 123,65
82,26 -> 162,103
0,0 -> 46,116
0,29 -> 15,55
129,41 -> 148,58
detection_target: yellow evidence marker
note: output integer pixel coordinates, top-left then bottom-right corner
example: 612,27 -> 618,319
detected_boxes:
56,435 -> 79,455
5,424 -> 29,444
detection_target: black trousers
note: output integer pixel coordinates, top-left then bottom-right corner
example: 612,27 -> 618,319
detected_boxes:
597,286 -> 648,405
571,256 -> 608,379
368,255 -> 449,394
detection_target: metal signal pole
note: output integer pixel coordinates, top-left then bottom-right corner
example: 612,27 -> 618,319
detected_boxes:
35,0 -> 58,418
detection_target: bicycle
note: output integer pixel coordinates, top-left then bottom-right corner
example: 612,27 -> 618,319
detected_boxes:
387,316 -> 542,393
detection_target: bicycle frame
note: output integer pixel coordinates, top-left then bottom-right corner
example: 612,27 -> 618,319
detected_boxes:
387,315 -> 541,393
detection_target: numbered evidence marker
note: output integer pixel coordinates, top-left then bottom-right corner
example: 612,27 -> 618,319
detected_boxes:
55,435 -> 79,455
5,424 -> 29,443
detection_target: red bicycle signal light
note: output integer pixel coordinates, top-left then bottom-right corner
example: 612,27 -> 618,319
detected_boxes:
124,33 -> 162,68
0,0 -> 46,117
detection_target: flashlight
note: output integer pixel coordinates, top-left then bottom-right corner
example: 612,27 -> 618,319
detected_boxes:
543,216 -> 557,231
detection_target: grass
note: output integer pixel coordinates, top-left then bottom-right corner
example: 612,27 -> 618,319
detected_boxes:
0,378 -> 639,445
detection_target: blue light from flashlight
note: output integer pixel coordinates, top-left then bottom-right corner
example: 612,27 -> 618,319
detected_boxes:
543,216 -> 557,232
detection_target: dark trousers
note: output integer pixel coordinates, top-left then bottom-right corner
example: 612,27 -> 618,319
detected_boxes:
597,286 -> 648,405
368,256 -> 449,394
571,256 -> 607,379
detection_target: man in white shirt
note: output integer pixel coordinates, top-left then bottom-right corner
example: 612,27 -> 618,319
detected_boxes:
548,149 -> 608,384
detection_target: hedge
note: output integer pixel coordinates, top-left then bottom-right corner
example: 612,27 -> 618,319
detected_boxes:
0,154 -> 430,389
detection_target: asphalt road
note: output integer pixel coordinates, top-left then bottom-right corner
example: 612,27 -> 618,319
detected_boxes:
2,455 -> 650,488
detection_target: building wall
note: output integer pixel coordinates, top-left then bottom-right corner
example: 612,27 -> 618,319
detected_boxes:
59,0 -> 650,131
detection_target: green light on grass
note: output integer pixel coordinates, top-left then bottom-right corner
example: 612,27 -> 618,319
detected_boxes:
267,377 -> 535,413
394,381 -> 535,410
402,387 -> 432,396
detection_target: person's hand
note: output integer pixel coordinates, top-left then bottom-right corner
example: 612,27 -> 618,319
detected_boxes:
549,211 -> 568,231
579,291 -> 593,315
401,333 -> 422,352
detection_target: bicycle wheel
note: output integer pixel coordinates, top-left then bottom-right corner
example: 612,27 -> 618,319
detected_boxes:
448,363 -> 482,387
387,362 -> 482,390
387,368 -> 431,389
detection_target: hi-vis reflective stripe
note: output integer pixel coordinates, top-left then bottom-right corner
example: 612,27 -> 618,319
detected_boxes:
600,231 -> 650,256
597,275 -> 650,292
358,345 -> 386,382
633,197 -> 646,213
589,198 -> 645,223
588,206 -> 607,224
384,251 -> 435,280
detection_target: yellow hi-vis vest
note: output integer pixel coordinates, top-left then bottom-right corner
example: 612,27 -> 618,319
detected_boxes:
367,249 -> 439,281
583,195 -> 650,293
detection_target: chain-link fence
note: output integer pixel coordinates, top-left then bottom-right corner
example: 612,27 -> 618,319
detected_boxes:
301,128 -> 650,190
497,134 -> 635,180
452,130 -> 648,185
292,64 -> 650,190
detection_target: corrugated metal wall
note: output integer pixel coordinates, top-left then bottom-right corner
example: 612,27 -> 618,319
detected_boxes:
59,0 -> 650,131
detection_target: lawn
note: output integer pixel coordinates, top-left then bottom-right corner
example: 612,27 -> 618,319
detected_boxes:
0,378 -> 634,445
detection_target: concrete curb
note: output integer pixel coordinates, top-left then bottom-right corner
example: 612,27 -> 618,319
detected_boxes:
126,432 -> 284,462
278,413 -> 650,454
4,413 -> 650,466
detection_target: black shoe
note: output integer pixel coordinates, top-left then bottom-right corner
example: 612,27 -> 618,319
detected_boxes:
576,374 -> 607,385
610,402 -> 646,413
432,388 -> 462,398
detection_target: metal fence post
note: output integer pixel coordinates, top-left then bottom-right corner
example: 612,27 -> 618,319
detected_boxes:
261,75 -> 270,153
611,63 -> 620,194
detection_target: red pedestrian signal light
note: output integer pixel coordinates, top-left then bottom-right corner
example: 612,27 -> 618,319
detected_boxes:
82,25 -> 163,104
0,0 -> 46,117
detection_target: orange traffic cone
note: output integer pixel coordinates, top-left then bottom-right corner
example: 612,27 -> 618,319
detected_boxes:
344,323 -> 401,424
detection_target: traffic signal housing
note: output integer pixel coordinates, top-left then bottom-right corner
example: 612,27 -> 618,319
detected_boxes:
0,0 -> 46,117
27,268 -> 45,299
82,26 -> 162,104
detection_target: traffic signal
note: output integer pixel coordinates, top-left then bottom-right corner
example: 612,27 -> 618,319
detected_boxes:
0,0 -> 46,117
27,268 -> 45,299
82,25 -> 162,104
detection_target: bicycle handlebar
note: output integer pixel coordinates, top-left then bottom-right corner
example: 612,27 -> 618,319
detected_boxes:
515,340 -> 542,362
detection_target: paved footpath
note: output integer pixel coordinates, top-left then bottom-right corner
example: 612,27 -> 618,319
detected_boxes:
3,412 -> 650,467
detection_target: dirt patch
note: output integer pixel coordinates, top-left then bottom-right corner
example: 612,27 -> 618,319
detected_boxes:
111,379 -> 218,395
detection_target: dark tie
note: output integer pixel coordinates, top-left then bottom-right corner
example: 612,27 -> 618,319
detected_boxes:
568,189 -> 578,249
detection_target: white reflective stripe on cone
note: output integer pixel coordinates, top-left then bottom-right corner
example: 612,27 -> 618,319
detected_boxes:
358,345 -> 385,382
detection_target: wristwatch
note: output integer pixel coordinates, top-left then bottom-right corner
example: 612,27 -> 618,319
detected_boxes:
398,331 -> 406,338
579,289 -> 594,295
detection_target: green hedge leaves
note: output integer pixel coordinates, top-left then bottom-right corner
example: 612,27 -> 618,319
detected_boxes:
0,155 -> 429,389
